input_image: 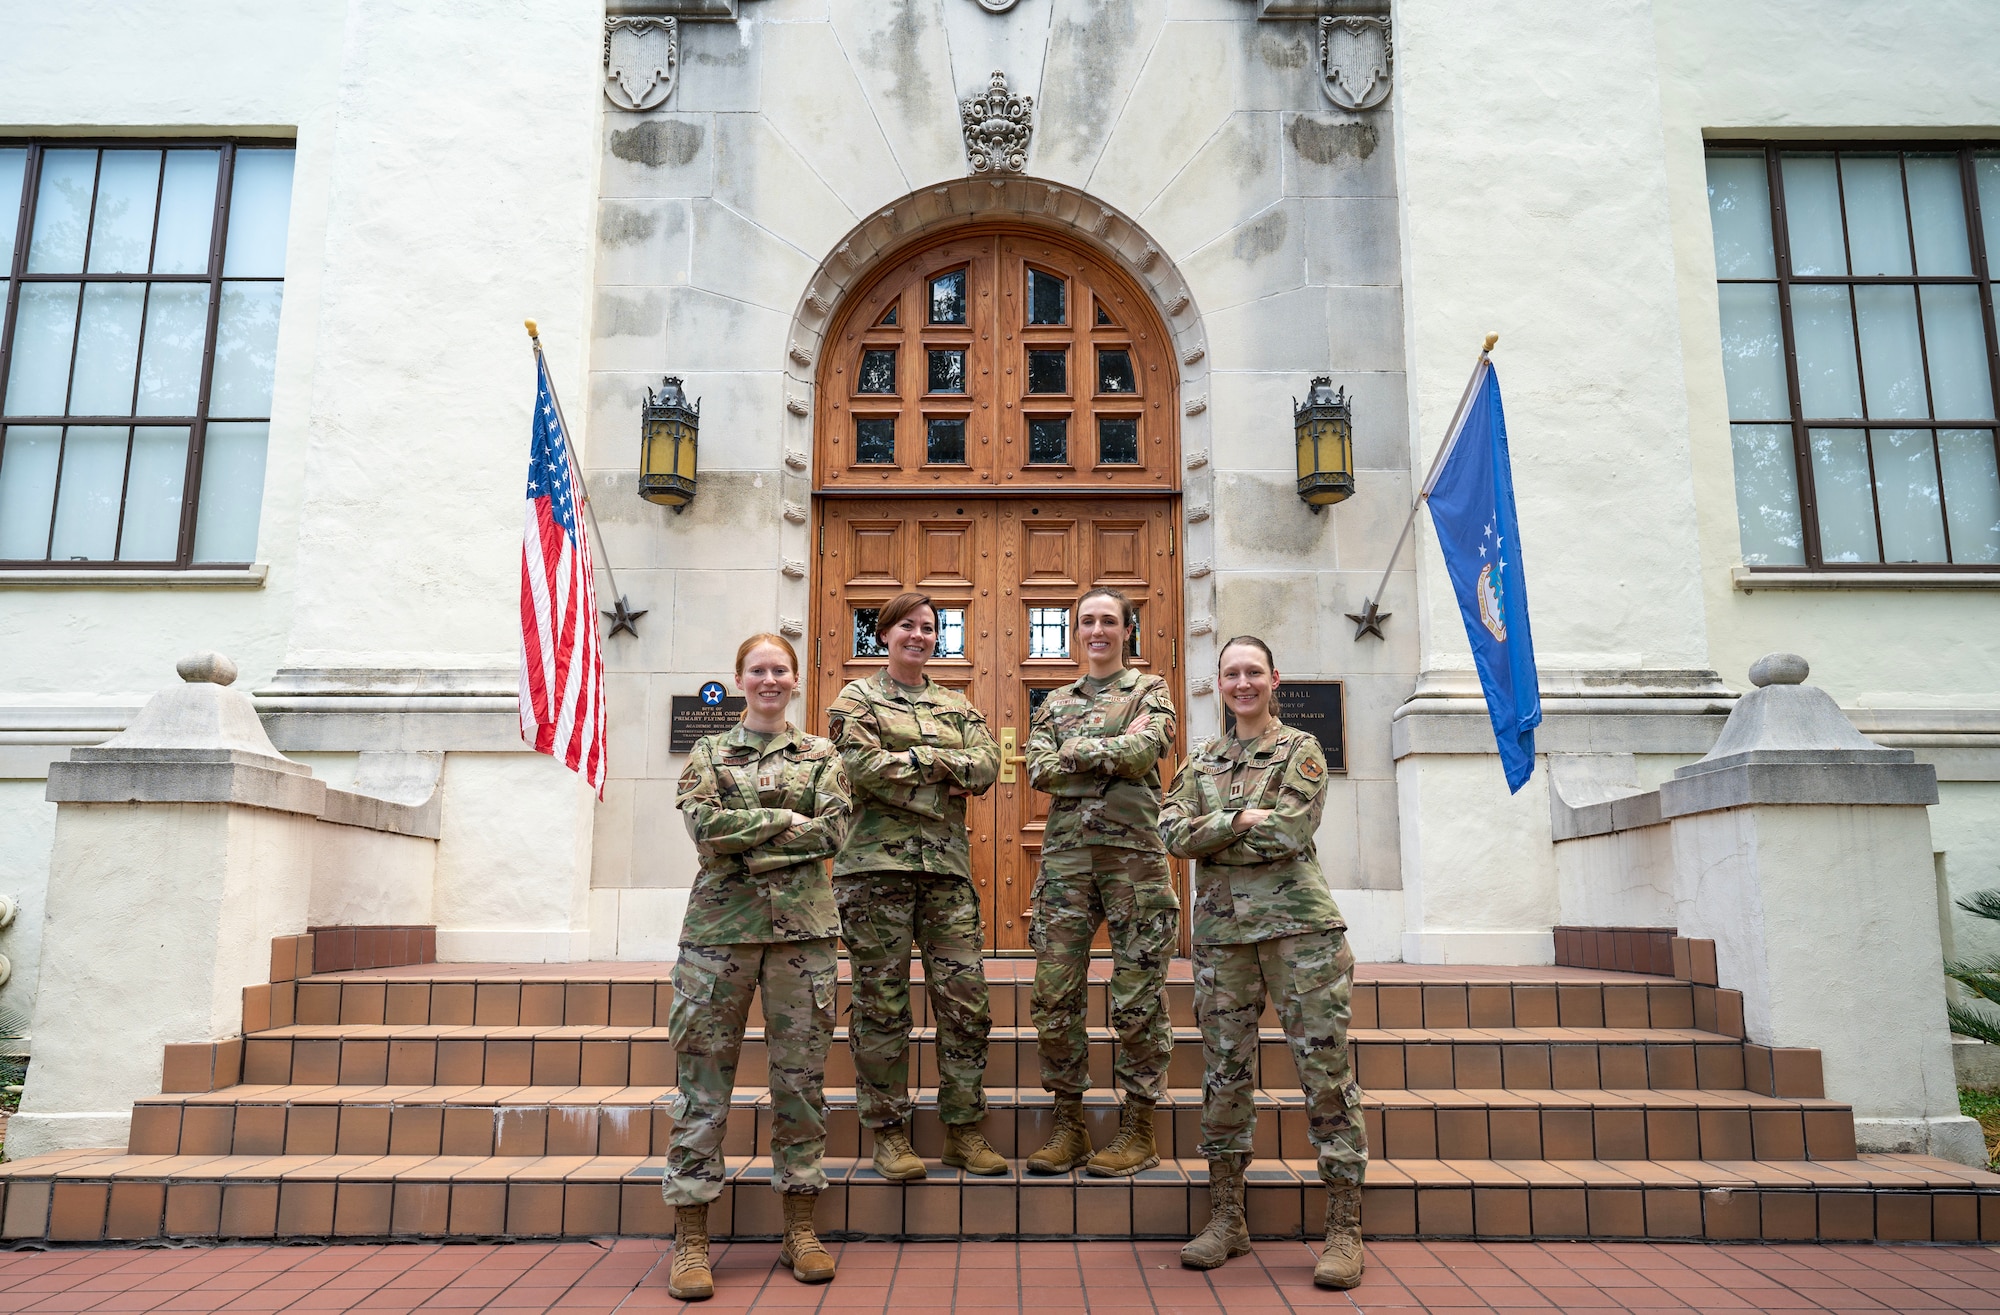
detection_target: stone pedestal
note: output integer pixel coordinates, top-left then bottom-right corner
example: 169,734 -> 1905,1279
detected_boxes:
11,655 -> 322,1159
1661,653 -> 1983,1165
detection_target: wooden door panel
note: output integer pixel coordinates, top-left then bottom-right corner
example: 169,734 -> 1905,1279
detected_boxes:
845,520 -> 904,587
816,225 -> 1178,494
916,519 -> 976,587
1019,519 -> 1078,588
986,496 -> 1185,953
1092,521 -> 1147,584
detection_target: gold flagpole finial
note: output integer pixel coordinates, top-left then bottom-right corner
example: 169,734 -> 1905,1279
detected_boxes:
524,318 -> 539,340
1483,332 -> 1499,353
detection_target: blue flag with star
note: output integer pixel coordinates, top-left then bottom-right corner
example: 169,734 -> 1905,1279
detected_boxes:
1427,364 -> 1541,792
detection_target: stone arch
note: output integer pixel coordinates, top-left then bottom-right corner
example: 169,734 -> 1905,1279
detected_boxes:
771,177 -> 1224,715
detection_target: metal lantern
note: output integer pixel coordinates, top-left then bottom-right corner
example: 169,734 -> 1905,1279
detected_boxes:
1294,375 -> 1354,510
639,375 -> 700,511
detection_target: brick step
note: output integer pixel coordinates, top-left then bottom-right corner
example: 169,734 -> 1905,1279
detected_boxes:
129,1083 -> 1857,1164
251,962 -> 1740,1038
1,1148 -> 1993,1245
202,1023 -> 1796,1099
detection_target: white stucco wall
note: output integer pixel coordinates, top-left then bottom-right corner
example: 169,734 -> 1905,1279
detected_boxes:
0,0 -> 608,974
15,801 -> 317,1159
1393,0 -> 1710,680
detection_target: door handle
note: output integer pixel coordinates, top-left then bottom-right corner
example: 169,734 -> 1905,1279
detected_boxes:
998,727 -> 1030,784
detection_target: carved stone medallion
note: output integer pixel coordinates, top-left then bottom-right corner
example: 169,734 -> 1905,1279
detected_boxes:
961,70 -> 1034,174
604,17 -> 679,112
1319,15 -> 1392,112
968,0 -> 1021,9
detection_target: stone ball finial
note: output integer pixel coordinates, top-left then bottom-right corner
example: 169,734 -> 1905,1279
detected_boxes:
175,652 -> 238,687
1748,652 -> 1809,688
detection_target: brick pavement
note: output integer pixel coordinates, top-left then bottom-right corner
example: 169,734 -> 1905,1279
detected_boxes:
0,1239 -> 1994,1313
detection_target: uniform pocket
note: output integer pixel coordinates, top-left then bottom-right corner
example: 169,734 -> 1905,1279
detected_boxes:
876,709 -> 922,748
668,960 -> 719,1057
1284,931 -> 1356,1039
810,966 -> 838,1027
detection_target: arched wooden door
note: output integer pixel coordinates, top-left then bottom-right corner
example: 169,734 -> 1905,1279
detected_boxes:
809,225 -> 1184,953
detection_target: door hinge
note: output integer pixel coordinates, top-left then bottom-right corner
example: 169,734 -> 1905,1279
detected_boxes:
1171,639 -> 1178,669
1169,527 -> 1177,557
818,520 -> 824,554
815,637 -> 822,669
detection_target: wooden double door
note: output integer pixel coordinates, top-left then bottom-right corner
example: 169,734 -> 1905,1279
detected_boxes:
809,495 -> 1185,952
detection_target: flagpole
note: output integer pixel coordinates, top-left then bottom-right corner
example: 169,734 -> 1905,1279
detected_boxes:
525,319 -> 626,611
1349,332 -> 1498,638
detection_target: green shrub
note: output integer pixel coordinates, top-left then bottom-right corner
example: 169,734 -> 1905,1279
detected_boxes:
1945,889 -> 2000,1045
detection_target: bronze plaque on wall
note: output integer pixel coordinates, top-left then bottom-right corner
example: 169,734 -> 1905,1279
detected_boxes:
669,693 -> 747,753
1224,680 -> 1346,774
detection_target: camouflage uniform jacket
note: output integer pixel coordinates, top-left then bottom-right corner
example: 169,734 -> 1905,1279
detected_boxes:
1026,667 -> 1177,856
827,671 -> 1000,879
676,722 -> 852,945
1160,718 -> 1345,946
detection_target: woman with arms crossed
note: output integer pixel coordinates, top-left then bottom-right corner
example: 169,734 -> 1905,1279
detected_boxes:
1023,586 -> 1181,1177
1161,636 -> 1366,1290
825,591 -> 1006,1181
666,634 -> 852,1301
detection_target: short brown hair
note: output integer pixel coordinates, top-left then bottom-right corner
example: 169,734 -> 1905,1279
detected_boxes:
874,591 -> 937,640
1218,635 -> 1276,672
734,632 -> 799,676
1077,586 -> 1137,631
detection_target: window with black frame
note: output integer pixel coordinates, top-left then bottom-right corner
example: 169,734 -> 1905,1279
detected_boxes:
1707,146 -> 2000,569
0,141 -> 294,568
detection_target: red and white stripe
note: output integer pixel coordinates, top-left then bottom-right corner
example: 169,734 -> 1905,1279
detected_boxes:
519,453 -> 606,794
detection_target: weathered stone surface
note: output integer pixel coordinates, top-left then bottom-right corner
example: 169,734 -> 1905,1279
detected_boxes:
1661,663 -> 1939,817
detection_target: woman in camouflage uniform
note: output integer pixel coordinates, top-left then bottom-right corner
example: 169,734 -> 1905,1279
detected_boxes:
1161,636 -> 1365,1290
826,591 -> 1005,1182
666,634 -> 852,1301
1023,586 -> 1181,1178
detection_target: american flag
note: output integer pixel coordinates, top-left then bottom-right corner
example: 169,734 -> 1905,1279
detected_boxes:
519,356 -> 607,792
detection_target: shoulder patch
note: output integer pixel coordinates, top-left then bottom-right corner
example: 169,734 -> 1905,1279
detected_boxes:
1297,756 -> 1325,782
677,763 -> 700,790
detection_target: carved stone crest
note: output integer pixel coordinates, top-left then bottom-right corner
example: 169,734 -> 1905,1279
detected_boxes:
1319,16 -> 1392,112
968,0 -> 1021,9
604,18 -> 679,112
961,70 -> 1033,174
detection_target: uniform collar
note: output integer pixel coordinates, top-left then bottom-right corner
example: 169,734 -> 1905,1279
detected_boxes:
1221,717 -> 1287,761
724,721 -> 802,756
868,669 -> 940,706
1081,666 -> 1140,694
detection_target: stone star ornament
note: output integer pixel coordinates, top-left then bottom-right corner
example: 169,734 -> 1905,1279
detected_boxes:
602,595 -> 648,639
1346,597 -> 1390,641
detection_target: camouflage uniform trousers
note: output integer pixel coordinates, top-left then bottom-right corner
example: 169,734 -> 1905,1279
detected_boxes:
834,871 -> 992,1127
662,938 -> 837,1205
1029,846 -> 1179,1101
1194,927 -> 1367,1185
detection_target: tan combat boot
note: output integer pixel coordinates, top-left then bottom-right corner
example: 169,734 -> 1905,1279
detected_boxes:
668,1204 -> 714,1301
1086,1096 -> 1160,1177
778,1192 -> 837,1284
941,1122 -> 1007,1176
870,1121 -> 926,1181
1313,1182 -> 1366,1290
1180,1157 -> 1251,1270
1026,1094 -> 1092,1174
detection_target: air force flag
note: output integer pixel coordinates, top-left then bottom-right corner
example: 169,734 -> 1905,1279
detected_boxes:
1427,364 -> 1542,792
